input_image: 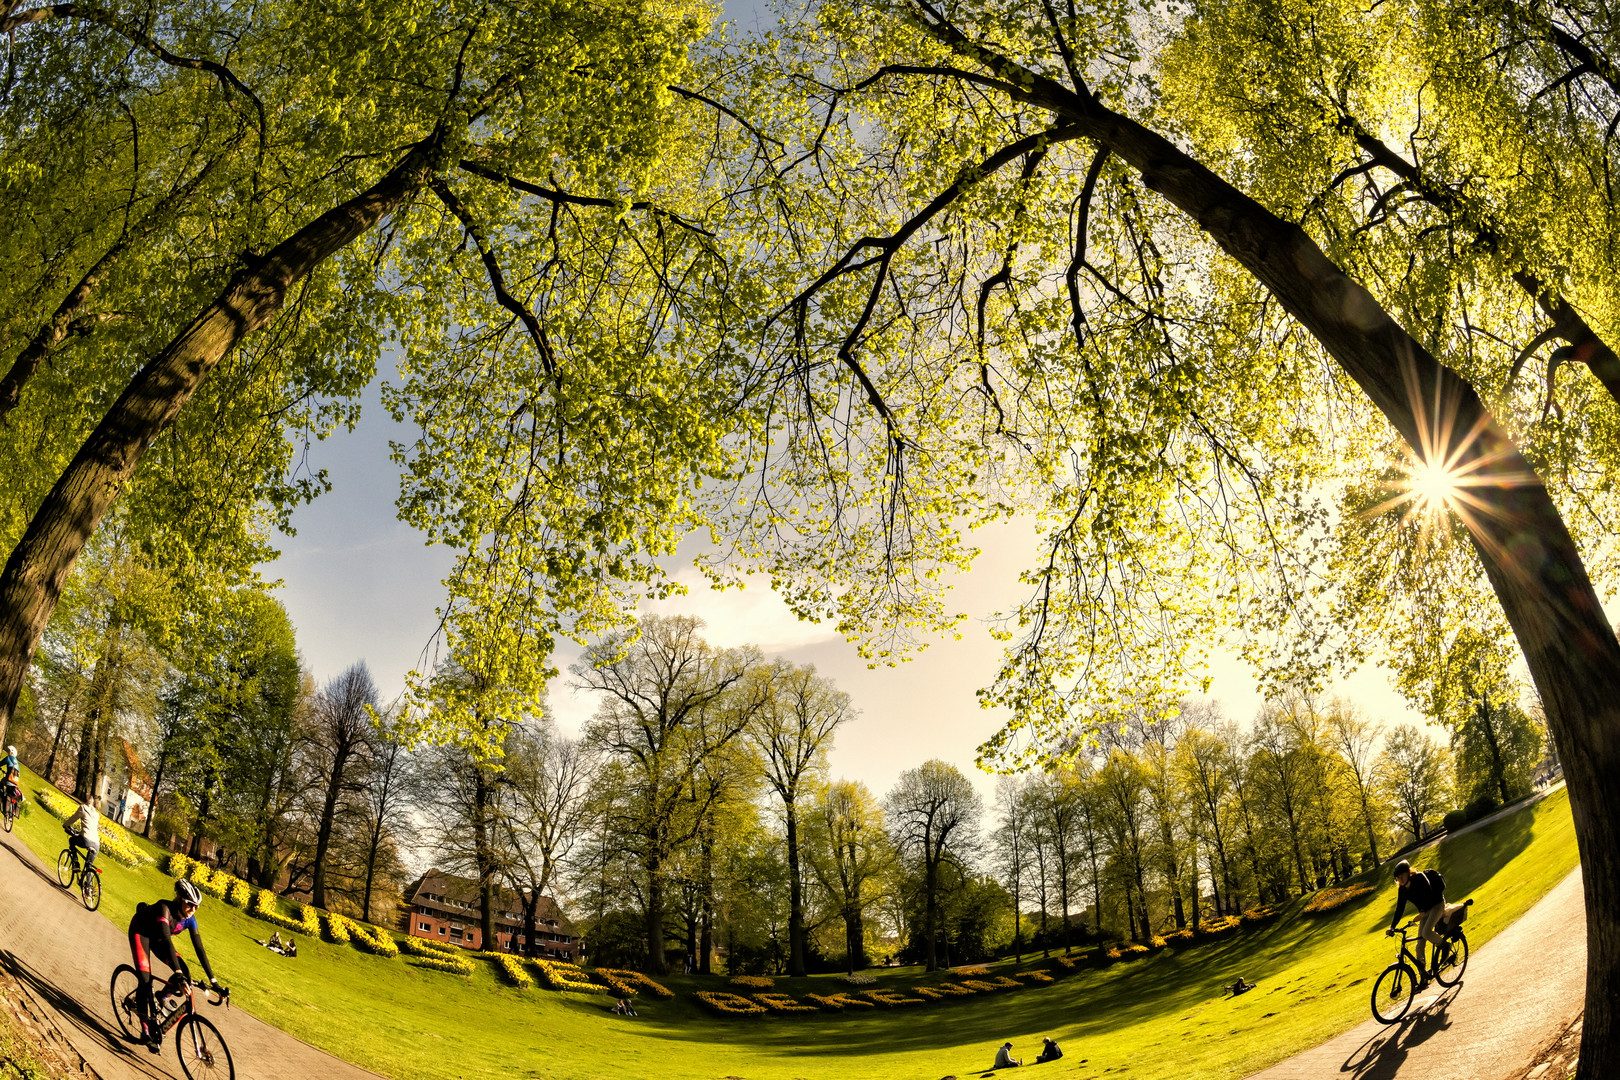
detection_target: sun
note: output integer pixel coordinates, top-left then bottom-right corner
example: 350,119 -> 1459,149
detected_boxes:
1406,459 -> 1462,513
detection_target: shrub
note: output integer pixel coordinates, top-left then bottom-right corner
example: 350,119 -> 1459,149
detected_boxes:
1443,808 -> 1468,832
1304,884 -> 1376,914
695,991 -> 767,1015
489,954 -> 535,987
1464,795 -> 1500,823
729,975 -> 775,989
595,969 -> 674,998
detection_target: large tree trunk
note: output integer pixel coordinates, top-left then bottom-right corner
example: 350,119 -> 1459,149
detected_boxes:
472,765 -> 498,952
310,743 -> 354,911
784,798 -> 807,977
922,858 -> 939,972
142,745 -> 165,839
0,139 -> 440,745
644,851 -> 669,974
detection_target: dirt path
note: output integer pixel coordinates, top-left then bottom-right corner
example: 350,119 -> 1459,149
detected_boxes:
0,828 -> 382,1080
1247,868 -> 1586,1080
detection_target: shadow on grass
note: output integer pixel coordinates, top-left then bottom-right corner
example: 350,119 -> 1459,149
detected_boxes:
1438,805 -> 1534,899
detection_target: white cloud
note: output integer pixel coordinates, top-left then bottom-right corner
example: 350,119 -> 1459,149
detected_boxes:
641,568 -> 844,653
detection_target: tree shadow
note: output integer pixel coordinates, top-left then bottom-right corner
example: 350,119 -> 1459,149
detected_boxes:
0,830 -> 68,892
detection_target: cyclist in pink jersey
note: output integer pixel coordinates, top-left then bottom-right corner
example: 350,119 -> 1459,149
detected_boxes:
127,880 -> 222,1051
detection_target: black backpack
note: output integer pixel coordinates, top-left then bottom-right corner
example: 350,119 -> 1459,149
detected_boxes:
1427,868 -> 1446,895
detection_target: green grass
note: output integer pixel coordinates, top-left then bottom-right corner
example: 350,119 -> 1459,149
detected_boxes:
6,767 -> 1578,1080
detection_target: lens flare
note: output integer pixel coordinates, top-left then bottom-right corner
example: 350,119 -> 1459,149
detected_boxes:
1406,460 -> 1462,514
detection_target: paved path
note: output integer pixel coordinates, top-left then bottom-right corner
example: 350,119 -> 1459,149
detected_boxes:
0,826 -> 381,1080
1248,868 -> 1586,1080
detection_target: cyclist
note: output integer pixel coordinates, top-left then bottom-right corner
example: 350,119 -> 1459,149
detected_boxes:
1386,859 -> 1447,986
128,879 -> 222,1051
2,745 -> 20,811
62,797 -> 100,874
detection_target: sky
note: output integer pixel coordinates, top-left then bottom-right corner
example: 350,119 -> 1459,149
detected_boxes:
266,372 -> 1430,810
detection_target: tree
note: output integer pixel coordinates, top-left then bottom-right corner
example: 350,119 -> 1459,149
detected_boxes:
1326,702 -> 1387,868
501,723 -> 593,956
747,661 -> 852,977
1177,716 -> 1239,915
1378,725 -> 1453,842
711,3 -> 1620,1063
308,663 -> 377,910
804,779 -> 893,973
576,615 -> 767,973
356,710 -> 412,924
885,760 -> 982,971
991,776 -> 1035,959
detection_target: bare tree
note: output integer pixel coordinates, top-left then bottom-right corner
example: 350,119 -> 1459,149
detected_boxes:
747,660 -> 852,977
1326,701 -> 1386,868
502,723 -> 593,956
358,707 -> 412,924
308,663 -> 377,910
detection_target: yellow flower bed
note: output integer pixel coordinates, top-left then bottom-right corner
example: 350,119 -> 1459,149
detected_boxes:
34,789 -> 151,865
806,992 -> 876,1011
695,991 -> 767,1015
951,965 -> 990,977
532,959 -> 607,994
596,969 -> 673,998
400,935 -> 461,958
251,888 -> 322,936
489,954 -> 535,987
753,992 -> 816,1013
323,910 -> 352,945
1016,969 -> 1055,983
1304,884 -> 1375,914
861,988 -> 925,1007
729,974 -> 775,988
410,953 -> 474,976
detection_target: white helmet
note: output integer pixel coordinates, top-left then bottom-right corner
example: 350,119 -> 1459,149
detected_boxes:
5,746 -> 14,756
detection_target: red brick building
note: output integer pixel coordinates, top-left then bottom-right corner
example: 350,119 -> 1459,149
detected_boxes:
401,869 -> 581,958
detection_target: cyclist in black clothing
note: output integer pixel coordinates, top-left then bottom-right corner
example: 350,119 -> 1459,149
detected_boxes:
127,880 -> 222,1051
1386,859 -> 1446,986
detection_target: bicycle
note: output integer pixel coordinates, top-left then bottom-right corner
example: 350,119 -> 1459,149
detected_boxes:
2,784 -> 19,832
56,829 -> 102,911
1370,898 -> 1473,1024
109,966 -> 233,1079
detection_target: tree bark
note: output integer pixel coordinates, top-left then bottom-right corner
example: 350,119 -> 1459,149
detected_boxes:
784,796 -> 807,977
0,138 -> 439,745
644,849 -> 669,974
311,741 -> 355,910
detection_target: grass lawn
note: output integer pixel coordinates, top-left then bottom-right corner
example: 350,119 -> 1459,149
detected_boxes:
6,767 -> 1578,1080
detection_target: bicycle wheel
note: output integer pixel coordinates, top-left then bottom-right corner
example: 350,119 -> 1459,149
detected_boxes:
1371,962 -> 1417,1024
56,850 -> 73,887
4,807 -> 13,832
81,870 -> 102,911
174,1014 -> 233,1080
1434,932 -> 1469,987
109,965 -> 144,1041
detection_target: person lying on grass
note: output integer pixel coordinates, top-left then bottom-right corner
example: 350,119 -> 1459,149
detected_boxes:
993,1042 -> 1022,1068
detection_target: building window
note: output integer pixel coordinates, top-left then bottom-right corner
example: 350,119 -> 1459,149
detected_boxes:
418,922 -> 431,932
450,928 -> 462,940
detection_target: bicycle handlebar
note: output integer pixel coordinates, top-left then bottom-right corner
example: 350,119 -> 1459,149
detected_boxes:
192,980 -> 230,1008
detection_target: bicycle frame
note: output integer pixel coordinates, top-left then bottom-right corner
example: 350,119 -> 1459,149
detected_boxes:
1390,916 -> 1455,971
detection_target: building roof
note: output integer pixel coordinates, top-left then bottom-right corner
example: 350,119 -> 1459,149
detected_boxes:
120,740 -> 151,796
404,869 -> 577,937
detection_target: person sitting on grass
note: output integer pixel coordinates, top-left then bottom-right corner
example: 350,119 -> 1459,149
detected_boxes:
1036,1037 -> 1062,1063
613,997 -> 637,1016
993,1042 -> 1021,1069
1227,977 -> 1255,996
